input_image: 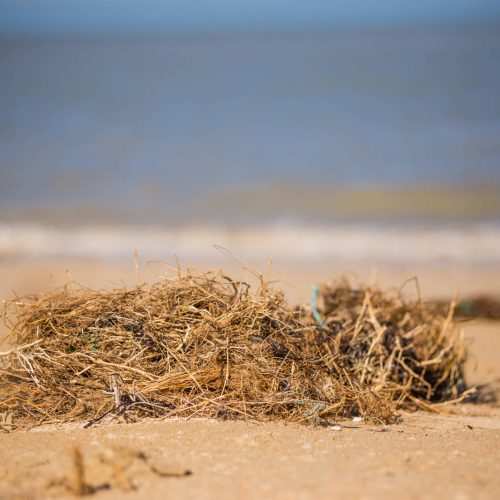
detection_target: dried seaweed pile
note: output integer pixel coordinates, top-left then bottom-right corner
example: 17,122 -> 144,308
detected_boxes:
0,271 -> 470,429
312,280 -> 468,408
433,296 -> 500,320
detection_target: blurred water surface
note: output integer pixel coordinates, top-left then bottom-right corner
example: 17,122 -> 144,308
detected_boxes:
1,24 -> 500,227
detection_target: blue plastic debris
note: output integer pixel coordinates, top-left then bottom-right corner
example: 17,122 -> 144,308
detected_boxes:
311,285 -> 324,328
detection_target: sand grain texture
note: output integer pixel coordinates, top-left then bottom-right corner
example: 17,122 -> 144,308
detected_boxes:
1,409 -> 500,499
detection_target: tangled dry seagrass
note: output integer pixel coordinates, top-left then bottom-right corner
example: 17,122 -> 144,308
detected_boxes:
0,269 -> 472,429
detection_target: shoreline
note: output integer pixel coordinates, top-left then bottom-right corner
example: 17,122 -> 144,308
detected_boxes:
1,221 -> 500,263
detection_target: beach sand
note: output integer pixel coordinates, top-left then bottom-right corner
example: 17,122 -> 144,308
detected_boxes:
1,257 -> 499,498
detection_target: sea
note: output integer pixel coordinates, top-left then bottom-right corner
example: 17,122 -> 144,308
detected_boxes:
1,24 -> 500,262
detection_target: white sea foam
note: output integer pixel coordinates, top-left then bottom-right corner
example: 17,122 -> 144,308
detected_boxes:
1,223 -> 499,264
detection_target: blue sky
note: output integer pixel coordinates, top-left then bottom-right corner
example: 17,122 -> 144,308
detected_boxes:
1,0 -> 500,36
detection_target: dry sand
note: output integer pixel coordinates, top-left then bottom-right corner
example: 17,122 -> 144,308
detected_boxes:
1,257 -> 500,499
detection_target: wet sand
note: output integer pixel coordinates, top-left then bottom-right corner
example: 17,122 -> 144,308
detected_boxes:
1,257 -> 499,499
